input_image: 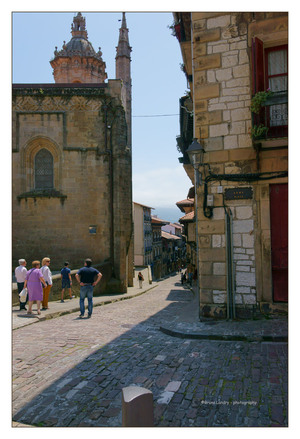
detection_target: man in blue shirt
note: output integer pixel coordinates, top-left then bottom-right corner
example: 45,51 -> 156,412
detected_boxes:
75,258 -> 102,318
60,261 -> 74,303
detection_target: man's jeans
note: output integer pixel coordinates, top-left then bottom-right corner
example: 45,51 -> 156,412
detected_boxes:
79,285 -> 94,316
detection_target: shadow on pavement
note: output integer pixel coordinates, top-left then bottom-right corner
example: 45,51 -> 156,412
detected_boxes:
12,279 -> 288,428
13,285 -> 195,427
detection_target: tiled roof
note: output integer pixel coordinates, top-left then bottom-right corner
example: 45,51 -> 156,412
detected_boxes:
161,231 -> 181,240
168,222 -> 183,229
133,201 -> 154,209
179,211 -> 194,223
176,198 -> 194,205
176,198 -> 194,212
151,216 -> 169,225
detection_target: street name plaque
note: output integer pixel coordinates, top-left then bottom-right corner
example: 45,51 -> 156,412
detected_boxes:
225,187 -> 253,200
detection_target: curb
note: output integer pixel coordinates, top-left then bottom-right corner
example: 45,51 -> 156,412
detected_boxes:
159,326 -> 288,343
13,284 -> 158,330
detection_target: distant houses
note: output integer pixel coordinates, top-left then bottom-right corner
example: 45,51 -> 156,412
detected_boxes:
133,202 -> 186,280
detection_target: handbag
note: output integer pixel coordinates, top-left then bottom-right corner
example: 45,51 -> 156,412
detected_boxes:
20,269 -> 34,301
19,288 -> 28,303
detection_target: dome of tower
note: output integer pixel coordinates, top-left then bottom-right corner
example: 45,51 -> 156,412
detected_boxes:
65,37 -> 96,57
50,12 -> 107,83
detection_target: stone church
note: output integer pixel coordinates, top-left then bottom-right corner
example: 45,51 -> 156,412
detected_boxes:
12,12 -> 133,292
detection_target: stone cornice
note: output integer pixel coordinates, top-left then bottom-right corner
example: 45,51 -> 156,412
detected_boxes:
12,84 -> 107,98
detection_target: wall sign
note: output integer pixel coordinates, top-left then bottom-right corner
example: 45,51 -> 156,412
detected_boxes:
225,187 -> 253,200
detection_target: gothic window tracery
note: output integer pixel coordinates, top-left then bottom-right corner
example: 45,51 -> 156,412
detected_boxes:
34,148 -> 54,189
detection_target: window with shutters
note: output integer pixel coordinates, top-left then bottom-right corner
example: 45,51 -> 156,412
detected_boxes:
252,38 -> 288,138
34,148 -> 54,189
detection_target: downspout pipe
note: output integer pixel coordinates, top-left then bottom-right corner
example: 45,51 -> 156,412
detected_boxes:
103,103 -> 114,274
225,207 -> 235,320
109,121 -> 114,274
190,12 -> 201,320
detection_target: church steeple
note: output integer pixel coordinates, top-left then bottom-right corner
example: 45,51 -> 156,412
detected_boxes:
116,13 -> 132,149
116,12 -> 132,60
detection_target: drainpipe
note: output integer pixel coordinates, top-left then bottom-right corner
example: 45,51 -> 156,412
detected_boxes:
194,168 -> 200,320
190,13 -> 201,320
103,103 -> 114,274
225,207 -> 235,319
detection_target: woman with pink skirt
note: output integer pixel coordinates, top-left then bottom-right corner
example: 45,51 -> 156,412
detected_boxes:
24,260 -> 47,315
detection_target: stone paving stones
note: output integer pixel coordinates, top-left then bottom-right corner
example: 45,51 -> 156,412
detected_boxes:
12,274 -> 288,427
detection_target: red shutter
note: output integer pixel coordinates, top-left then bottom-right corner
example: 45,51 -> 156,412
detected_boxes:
252,37 -> 265,94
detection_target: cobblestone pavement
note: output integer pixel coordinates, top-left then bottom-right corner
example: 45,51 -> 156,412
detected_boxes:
12,275 -> 288,427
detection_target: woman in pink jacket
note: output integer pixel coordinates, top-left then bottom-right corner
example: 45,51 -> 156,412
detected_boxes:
24,260 -> 46,315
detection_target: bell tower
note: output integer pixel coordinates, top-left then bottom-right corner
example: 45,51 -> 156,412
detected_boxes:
50,12 -> 107,83
116,12 -> 132,148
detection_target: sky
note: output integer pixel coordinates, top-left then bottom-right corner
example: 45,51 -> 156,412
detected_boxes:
12,10 -> 192,223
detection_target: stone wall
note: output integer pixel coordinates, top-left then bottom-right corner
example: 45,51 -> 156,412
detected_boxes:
188,12 -> 288,317
12,84 -> 133,291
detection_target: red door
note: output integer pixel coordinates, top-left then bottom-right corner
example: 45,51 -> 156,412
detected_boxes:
269,183 -> 288,302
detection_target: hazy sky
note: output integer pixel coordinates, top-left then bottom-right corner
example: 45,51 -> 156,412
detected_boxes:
12,10 -> 192,222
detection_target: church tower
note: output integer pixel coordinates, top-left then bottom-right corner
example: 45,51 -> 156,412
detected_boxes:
50,12 -> 107,83
116,13 -> 132,148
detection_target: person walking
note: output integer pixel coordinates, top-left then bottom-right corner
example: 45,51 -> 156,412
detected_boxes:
138,271 -> 144,288
60,261 -> 74,302
75,259 -> 102,319
41,257 -> 53,310
24,260 -> 47,315
15,259 -> 28,310
181,271 -> 186,285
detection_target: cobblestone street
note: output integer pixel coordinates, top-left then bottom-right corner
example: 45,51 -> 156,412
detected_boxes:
12,275 -> 288,427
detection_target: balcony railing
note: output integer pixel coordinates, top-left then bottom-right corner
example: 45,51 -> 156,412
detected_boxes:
252,91 -> 288,140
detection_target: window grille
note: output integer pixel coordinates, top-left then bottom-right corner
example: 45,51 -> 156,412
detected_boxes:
34,149 -> 54,189
266,47 -> 288,128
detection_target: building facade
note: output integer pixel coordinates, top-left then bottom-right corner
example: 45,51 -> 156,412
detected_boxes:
174,12 -> 288,318
177,197 -> 196,269
133,202 -> 154,267
151,215 -> 169,280
12,13 -> 133,292
161,231 -> 181,275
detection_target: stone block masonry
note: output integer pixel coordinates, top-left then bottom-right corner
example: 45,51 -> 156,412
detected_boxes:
198,183 -> 257,310
12,85 -> 133,290
183,12 -> 288,318
192,13 -> 252,149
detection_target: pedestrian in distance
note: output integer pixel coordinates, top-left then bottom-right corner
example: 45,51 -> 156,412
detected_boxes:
193,268 -> 198,286
181,272 -> 186,285
75,258 -> 102,319
41,257 -> 53,310
138,271 -> 144,288
15,259 -> 28,310
24,260 -> 47,315
60,261 -> 74,302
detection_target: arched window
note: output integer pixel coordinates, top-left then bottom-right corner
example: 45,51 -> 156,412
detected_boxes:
34,148 -> 54,189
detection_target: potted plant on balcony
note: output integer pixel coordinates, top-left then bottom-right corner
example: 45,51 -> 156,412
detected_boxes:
250,89 -> 273,115
168,21 -> 181,41
250,89 -> 273,144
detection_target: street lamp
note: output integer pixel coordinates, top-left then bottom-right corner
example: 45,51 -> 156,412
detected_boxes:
186,137 -> 205,184
186,137 -> 205,320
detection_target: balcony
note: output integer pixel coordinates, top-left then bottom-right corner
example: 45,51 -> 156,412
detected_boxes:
252,91 -> 288,140
177,95 -> 193,164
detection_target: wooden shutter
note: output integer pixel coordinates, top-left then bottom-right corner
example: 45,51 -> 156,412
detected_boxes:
252,37 -> 265,94
270,183 -> 288,302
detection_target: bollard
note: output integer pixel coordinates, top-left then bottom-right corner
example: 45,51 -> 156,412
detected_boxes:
122,386 -> 154,427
